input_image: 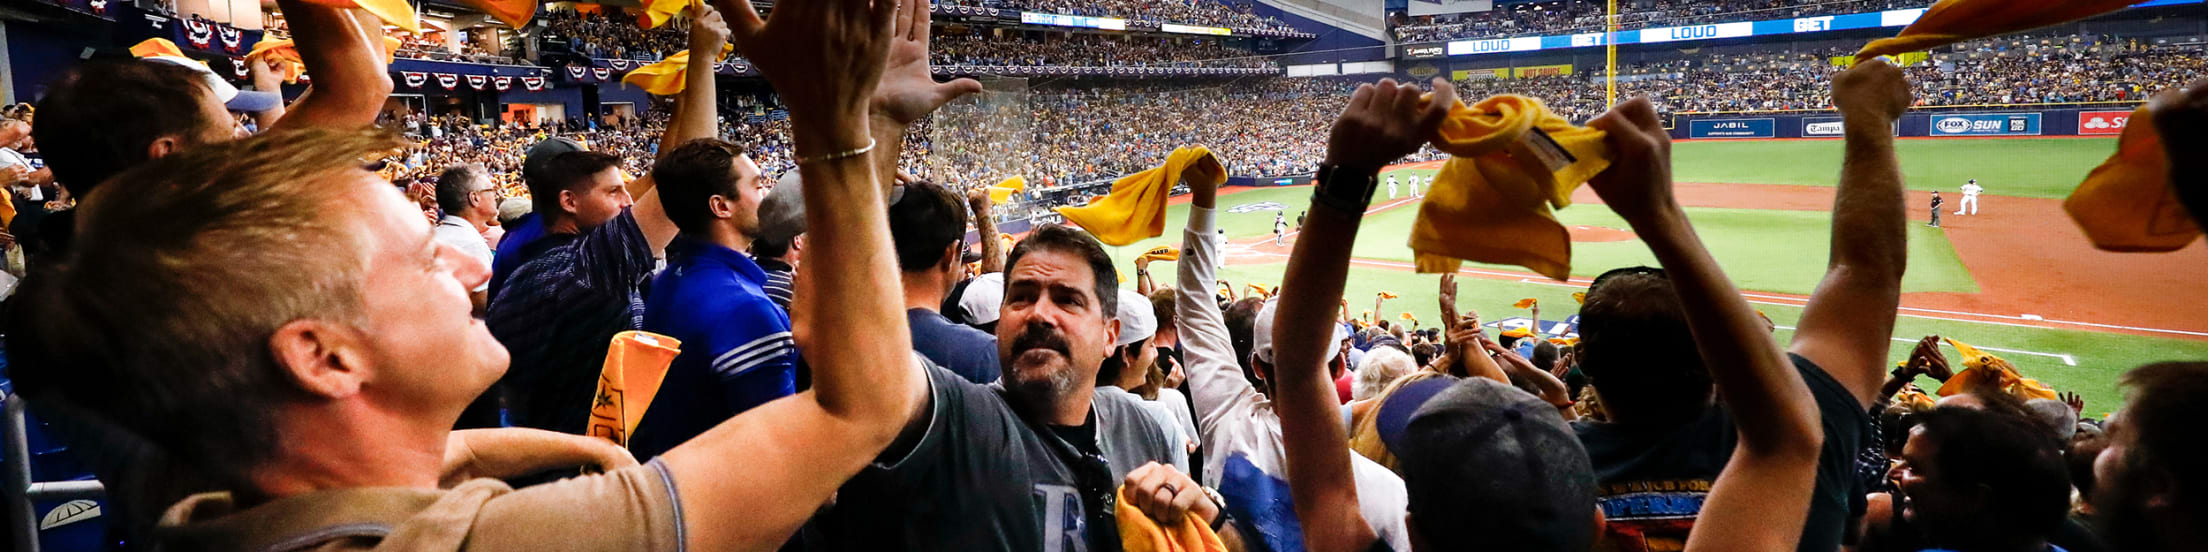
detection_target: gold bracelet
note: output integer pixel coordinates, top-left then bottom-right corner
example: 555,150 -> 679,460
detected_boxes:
795,138 -> 877,165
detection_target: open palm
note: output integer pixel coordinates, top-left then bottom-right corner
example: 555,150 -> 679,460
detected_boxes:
873,0 -> 982,126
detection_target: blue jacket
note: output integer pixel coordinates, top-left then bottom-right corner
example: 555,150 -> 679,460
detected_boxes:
629,236 -> 798,459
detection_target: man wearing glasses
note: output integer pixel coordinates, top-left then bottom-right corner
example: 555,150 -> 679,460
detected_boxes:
433,163 -> 502,310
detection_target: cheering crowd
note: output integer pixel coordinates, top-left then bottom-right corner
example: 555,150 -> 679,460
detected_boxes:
540,7 -> 692,61
1392,0 -> 1927,43
932,33 -> 1272,68
5,0 -> 2208,551
936,0 -> 1296,34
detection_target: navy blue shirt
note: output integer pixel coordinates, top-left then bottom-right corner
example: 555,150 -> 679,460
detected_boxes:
488,213 -> 548,303
486,210 -> 656,435
906,308 -> 1001,384
629,237 -> 798,460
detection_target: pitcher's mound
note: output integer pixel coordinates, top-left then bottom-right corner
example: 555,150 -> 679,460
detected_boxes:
1570,225 -> 1636,243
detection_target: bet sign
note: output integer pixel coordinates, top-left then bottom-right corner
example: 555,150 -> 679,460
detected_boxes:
2079,111 -> 2130,136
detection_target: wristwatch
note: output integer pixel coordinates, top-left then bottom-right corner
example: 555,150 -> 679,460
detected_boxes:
1312,163 -> 1381,215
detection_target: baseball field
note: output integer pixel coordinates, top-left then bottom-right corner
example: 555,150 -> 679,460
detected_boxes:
1102,136 -> 2208,413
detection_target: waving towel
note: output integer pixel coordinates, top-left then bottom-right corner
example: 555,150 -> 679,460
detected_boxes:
1058,146 -> 1226,246
2065,105 -> 2200,251
621,45 -> 734,95
1856,0 -> 2152,59
297,0 -> 421,32
1410,95 -> 1611,280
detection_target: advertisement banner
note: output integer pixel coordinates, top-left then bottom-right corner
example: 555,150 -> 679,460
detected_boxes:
1409,0 -> 1494,16
2079,111 -> 2132,136
1161,23 -> 1231,35
1688,118 -> 1776,139
1928,113 -> 2041,136
1512,64 -> 1573,78
1803,117 -> 1897,137
1451,68 -> 1510,81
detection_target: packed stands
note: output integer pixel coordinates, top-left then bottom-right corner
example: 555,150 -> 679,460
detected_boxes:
1391,0 -> 1927,43
931,33 -> 1272,68
936,0 -> 1298,34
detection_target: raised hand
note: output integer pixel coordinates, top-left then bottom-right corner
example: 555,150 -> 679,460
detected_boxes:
1586,97 -> 1678,225
1325,78 -> 1457,170
873,0 -> 983,127
714,0 -> 896,151
1833,59 -> 1912,124
690,2 -> 731,52
1911,336 -> 1954,382
2062,392 -> 2085,417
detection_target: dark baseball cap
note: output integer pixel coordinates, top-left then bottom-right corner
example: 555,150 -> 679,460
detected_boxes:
756,171 -> 807,246
1380,377 -> 1597,550
521,137 -> 587,185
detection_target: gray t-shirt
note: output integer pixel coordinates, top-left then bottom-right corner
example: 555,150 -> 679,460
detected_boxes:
808,362 -> 1174,552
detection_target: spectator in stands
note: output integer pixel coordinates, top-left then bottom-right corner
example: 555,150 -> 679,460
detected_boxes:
1865,405 -> 2082,552
432,163 -> 500,310
806,224 -> 1187,551
1168,149 -> 1412,551
1563,60 -> 1911,551
2090,362 -> 2208,552
890,179 -> 1002,384
751,171 -> 805,312
628,137 -> 798,461
483,7 -> 726,435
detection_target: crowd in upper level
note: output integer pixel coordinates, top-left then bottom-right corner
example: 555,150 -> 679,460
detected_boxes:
1391,0 -> 1927,43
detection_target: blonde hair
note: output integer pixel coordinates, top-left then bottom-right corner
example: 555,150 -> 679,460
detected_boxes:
1353,346 -> 1418,402
1348,370 -> 1453,475
9,127 -> 406,487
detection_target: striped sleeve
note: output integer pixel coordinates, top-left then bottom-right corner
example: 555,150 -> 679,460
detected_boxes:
710,331 -> 794,379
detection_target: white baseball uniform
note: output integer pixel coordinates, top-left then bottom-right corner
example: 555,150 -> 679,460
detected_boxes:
1958,182 -> 1982,215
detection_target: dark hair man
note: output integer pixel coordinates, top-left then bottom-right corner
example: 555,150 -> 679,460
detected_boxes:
481,9 -> 723,434
3,0 -> 942,547
1167,156 -> 1411,550
1880,406 -> 2074,552
2090,362 -> 2208,552
433,163 -> 499,310
627,138 -> 796,461
1565,60 -> 1914,552
890,178 -> 1000,383
28,0 -> 388,254
808,225 -> 1187,551
1278,79 -> 1827,552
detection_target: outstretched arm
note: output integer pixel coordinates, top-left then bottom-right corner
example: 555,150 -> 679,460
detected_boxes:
627,4 -> 729,253
1586,97 -> 1825,552
863,0 -> 983,189
1790,59 -> 1913,409
969,189 -> 1006,274
656,1 -> 925,551
268,2 -> 392,131
1277,78 -> 1456,552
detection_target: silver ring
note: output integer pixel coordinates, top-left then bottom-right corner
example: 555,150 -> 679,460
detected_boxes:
1159,482 -> 1179,495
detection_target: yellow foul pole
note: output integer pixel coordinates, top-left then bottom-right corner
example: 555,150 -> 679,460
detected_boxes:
1606,0 -> 1618,106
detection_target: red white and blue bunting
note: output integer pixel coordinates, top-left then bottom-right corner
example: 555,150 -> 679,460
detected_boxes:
435,73 -> 460,90
466,75 -> 487,90
493,76 -> 513,91
401,71 -> 429,88
521,77 -> 546,91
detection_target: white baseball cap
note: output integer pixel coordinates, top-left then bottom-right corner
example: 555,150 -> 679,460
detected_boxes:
1113,289 -> 1156,347
957,272 -> 1005,325
1251,297 -> 1350,365
143,55 -> 284,112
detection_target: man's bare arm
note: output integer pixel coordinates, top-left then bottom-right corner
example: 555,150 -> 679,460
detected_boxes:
268,2 -> 391,131
968,189 -> 1006,273
247,57 -> 287,129
657,0 -> 925,551
1277,78 -> 1456,552
627,5 -> 731,253
1791,59 -> 1912,409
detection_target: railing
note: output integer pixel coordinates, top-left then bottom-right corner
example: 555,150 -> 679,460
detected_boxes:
4,393 -> 106,552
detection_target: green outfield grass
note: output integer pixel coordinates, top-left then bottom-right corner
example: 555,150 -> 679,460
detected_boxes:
1089,152 -> 2191,413
1670,138 -> 2117,199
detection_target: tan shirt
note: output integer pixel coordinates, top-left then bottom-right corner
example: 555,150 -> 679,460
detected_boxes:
154,459 -> 684,552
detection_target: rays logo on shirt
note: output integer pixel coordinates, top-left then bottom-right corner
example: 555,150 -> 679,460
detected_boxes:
1228,201 -> 1285,214
1036,484 -> 1089,552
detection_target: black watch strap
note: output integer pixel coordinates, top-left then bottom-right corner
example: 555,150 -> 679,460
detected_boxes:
1312,163 -> 1381,215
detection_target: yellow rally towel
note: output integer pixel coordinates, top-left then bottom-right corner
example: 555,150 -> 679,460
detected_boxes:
636,0 -> 699,29
2065,105 -> 2200,251
621,45 -> 734,95
129,38 -> 189,59
1936,337 -> 2058,401
249,35 -> 403,84
1115,485 -> 1228,552
1400,312 -> 1417,322
1378,291 -> 1399,300
587,331 -> 682,447
1248,283 -> 1274,298
1057,146 -> 1226,246
456,0 -> 537,29
1410,95 -> 1610,280
1893,383 -> 1937,411
1139,246 -> 1180,263
297,0 -> 422,32
1513,298 -> 1538,309
1857,0 -> 2150,59
1571,292 -> 1587,304
988,176 -> 1028,204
